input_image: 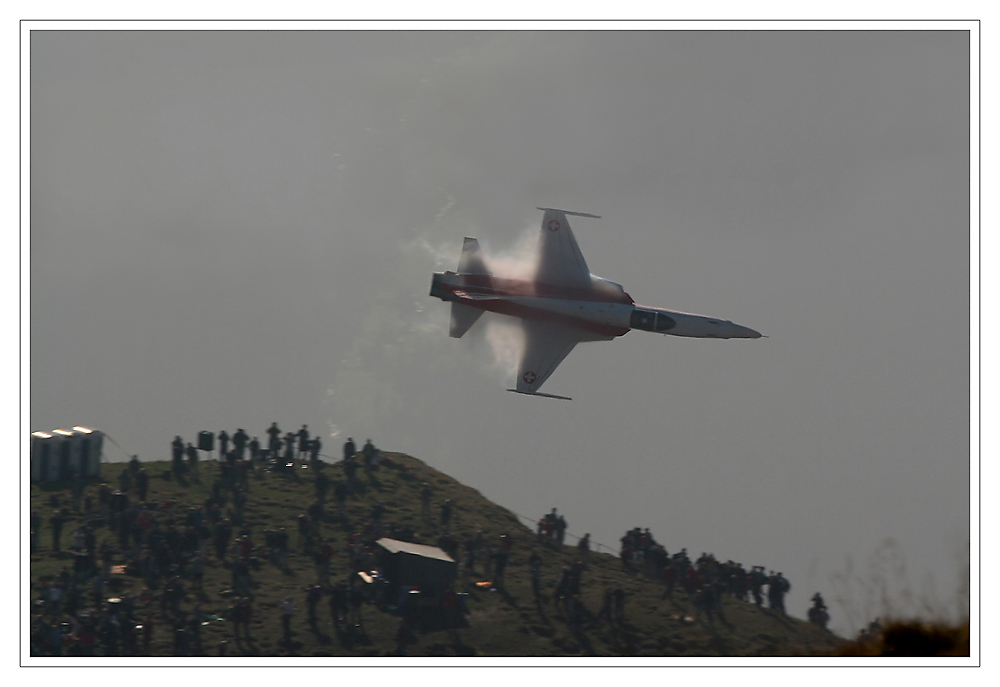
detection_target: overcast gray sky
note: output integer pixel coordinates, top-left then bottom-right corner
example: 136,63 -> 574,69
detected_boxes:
29,28 -> 971,635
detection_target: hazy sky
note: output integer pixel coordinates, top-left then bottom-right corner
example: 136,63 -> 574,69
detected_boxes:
29,28 -> 972,635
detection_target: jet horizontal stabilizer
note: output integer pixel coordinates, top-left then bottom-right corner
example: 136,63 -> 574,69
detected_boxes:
535,207 -> 601,219
449,302 -> 484,338
506,388 -> 573,401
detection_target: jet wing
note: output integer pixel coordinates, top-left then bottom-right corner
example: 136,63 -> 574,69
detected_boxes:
512,319 -> 585,395
535,208 -> 596,290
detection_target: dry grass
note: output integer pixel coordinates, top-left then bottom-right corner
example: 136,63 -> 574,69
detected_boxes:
831,619 -> 970,657
826,536 -> 970,652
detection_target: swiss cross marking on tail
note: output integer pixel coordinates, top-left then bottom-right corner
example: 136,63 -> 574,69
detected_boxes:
547,219 -> 560,232
523,371 -> 537,384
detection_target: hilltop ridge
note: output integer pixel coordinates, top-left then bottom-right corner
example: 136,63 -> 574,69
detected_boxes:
29,451 -> 844,658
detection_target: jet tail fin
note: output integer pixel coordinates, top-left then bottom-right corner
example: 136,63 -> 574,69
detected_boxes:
449,302 -> 484,338
457,237 -> 490,275
448,238 -> 490,337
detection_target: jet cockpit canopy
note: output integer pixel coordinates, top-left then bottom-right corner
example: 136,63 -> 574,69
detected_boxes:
629,308 -> 676,333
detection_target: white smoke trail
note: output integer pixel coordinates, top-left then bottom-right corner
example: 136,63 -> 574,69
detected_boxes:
400,220 -> 543,387
401,234 -> 460,336
472,223 -> 540,381
411,236 -> 462,272
480,224 -> 540,281
406,298 -> 450,336
463,313 -> 525,386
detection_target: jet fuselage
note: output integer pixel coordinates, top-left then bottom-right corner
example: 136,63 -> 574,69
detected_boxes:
430,271 -> 762,340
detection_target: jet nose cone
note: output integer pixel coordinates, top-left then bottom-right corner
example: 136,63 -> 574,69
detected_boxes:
731,324 -> 762,339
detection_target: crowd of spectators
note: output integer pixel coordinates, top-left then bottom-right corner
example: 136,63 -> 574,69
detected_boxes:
29,426 -> 818,657
529,515 -> 802,630
536,508 -> 567,546
614,525 -> 793,623
28,424 -> 405,657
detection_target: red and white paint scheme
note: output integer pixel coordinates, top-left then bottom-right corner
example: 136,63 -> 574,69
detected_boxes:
430,207 -> 762,399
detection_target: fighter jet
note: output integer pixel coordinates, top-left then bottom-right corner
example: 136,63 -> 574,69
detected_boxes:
429,208 -> 762,399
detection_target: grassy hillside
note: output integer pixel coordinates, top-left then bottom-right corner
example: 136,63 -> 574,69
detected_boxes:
29,452 -> 844,658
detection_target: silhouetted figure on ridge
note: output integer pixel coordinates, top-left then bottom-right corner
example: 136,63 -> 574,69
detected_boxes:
232,429 -> 249,461
218,430 -> 230,460
809,592 -> 829,629
309,436 -> 322,468
266,422 -> 281,456
185,443 -> 199,476
297,425 -> 310,460
768,571 -> 790,614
